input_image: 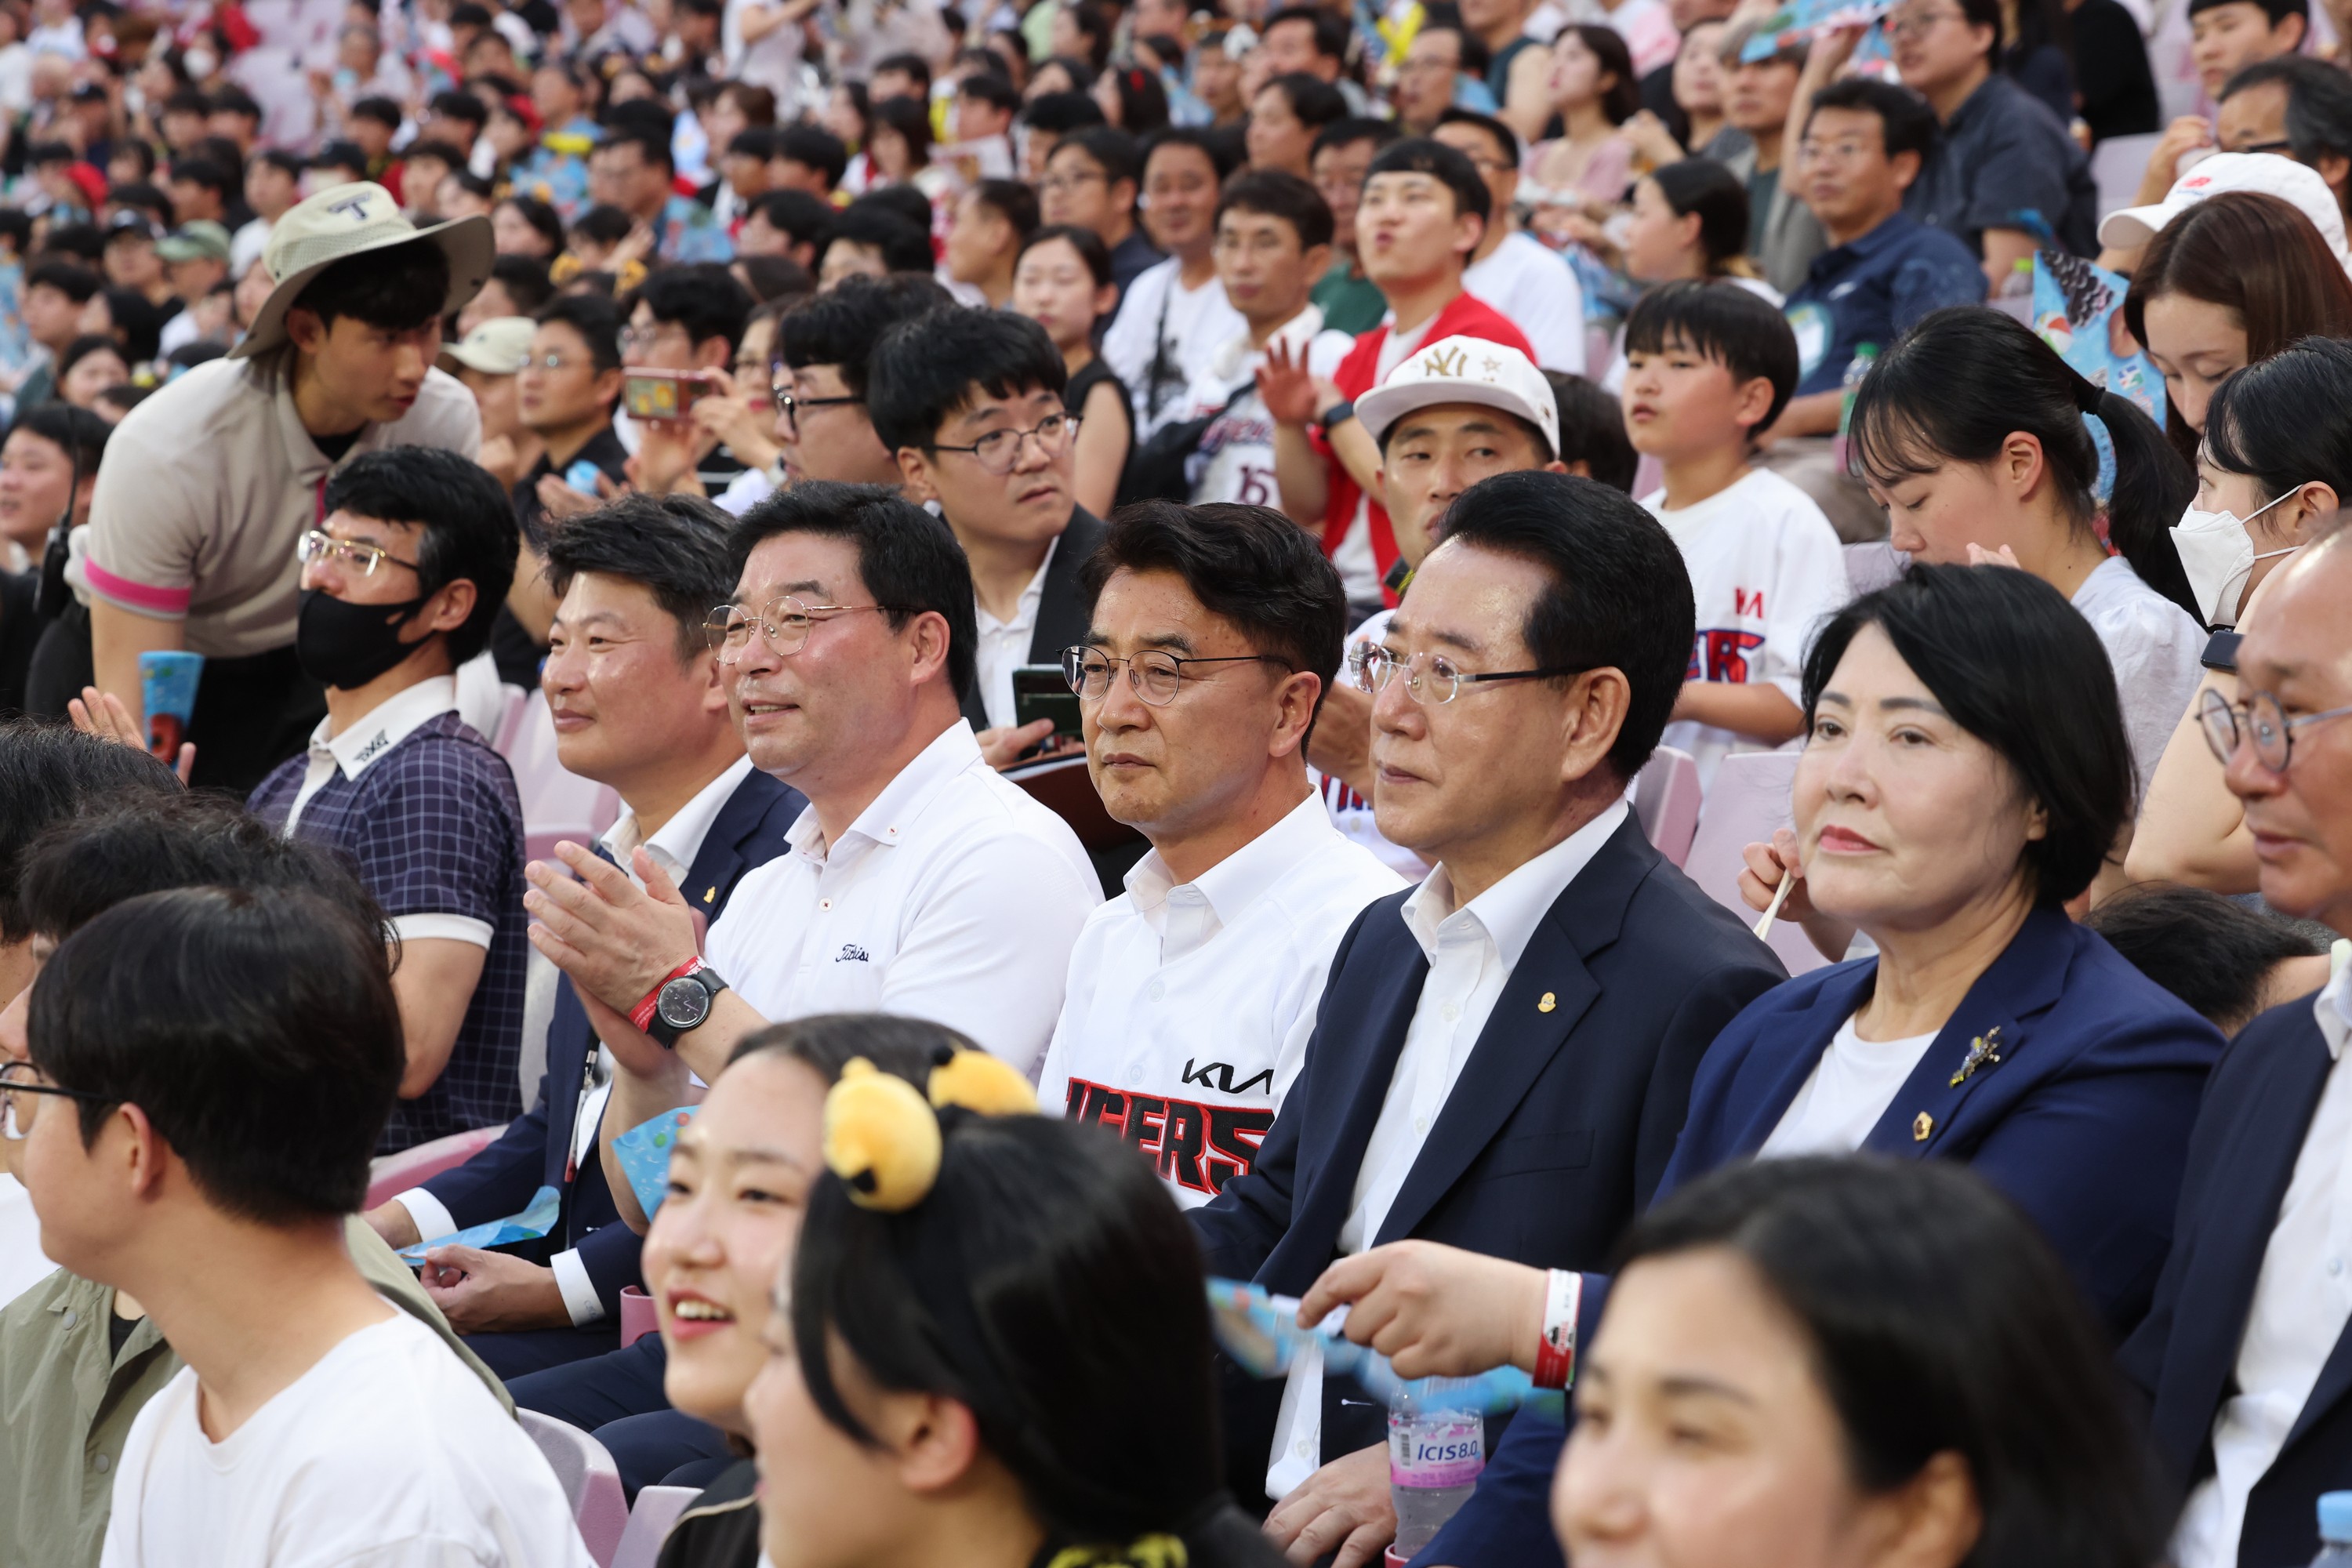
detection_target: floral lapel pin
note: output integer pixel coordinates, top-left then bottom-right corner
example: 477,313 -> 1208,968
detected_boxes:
1948,1026 -> 2005,1088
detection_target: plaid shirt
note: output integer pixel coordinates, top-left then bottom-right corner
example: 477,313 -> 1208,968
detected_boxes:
249,708 -> 530,1153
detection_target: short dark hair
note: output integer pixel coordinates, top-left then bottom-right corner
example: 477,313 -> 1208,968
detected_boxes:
1804,76 -> 1939,164
8,401 -> 111,478
351,95 -> 405,130
1261,71 -> 1348,130
429,88 -> 490,128
30,886 -> 405,1221
252,147 -> 308,182
957,71 -> 1021,115
166,156 -> 233,197
2084,884 -> 2332,1033
2191,0 -> 2304,21
1436,106 -> 1519,167
1080,501 -> 1348,735
596,124 -> 674,175
537,290 -> 624,374
2204,334 -> 2352,510
545,492 -> 738,659
27,260 -> 102,303
868,305 -> 1069,453
311,140 -> 369,177
1018,223 -> 1115,289
869,96 -> 936,168
851,182 -> 935,236
56,335 -> 129,386
489,252 -> 557,316
2220,53 -> 2352,169
1618,1157 -> 2164,1568
871,51 -> 933,89
775,123 -> 850,187
823,206 -> 935,276
289,238 -> 452,338
777,273 -> 949,396
736,254 -> 814,303
1434,470 -> 1695,782
1312,116 -> 1401,162
1022,89 -> 1108,135
1366,136 -> 1491,225
967,177 -> 1042,240
1216,168 -> 1335,250
37,223 -> 103,265
728,126 -> 783,162
1623,278 -> 1801,431
1417,15 -> 1493,76
0,724 -> 180,942
752,188 -> 838,252
1265,4 -> 1350,62
1645,159 -> 1752,276
209,85 -> 263,121
1142,125 -> 1243,184
1050,125 -> 1142,189
1801,564 -> 2132,905
1548,371 -> 1638,493
322,446 -> 521,665
401,139 -> 467,177
499,194 -> 567,254
627,261 -> 756,355
727,481 -> 978,698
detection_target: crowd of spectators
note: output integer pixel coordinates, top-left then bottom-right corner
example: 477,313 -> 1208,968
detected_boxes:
0,0 -> 2350,1564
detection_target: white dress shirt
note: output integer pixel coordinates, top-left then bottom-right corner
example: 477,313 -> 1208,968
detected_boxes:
1038,793 -> 1404,1207
394,755 -> 760,1326
2175,964 -> 2352,1568
703,721 -> 1100,1078
1758,1014 -> 1940,1158
971,535 -> 1058,731
1267,800 -> 1630,1501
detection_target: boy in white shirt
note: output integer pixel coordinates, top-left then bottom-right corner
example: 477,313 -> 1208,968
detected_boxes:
1621,280 -> 1848,787
13,884 -> 587,1568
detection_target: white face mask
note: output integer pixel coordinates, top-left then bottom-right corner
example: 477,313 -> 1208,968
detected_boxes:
2169,485 -> 2305,627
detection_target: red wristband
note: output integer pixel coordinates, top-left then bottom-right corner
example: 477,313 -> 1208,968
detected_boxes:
1534,1269 -> 1581,1390
630,956 -> 706,1033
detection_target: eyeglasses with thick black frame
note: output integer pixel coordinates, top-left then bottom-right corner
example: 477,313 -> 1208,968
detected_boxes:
0,1061 -> 112,1142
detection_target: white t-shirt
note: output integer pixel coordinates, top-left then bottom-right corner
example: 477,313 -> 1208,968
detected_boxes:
1178,308 -> 1354,510
1461,232 -> 1587,376
1315,608 -> 1431,880
1643,467 -> 1849,789
101,1312 -> 592,1568
1759,1012 -> 1940,1156
2069,554 -> 2205,802
721,0 -> 804,100
1039,794 -> 1403,1207
1102,257 -> 1247,441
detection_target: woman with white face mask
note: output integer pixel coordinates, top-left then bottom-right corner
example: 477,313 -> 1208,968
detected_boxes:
2129,336 -> 2352,892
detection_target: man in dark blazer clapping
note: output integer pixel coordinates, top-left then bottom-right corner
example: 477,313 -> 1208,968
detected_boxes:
1189,470 -> 1785,1561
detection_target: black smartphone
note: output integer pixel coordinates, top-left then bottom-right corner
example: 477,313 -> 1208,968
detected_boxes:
1011,664 -> 1083,741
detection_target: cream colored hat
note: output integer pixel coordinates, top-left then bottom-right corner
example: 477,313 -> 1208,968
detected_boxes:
233,181 -> 495,361
438,316 -> 535,375
1353,336 -> 1559,458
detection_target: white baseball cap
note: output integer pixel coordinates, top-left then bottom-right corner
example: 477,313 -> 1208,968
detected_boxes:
1353,336 -> 1559,459
2097,151 -> 2352,272
438,316 -> 535,375
234,181 -> 494,361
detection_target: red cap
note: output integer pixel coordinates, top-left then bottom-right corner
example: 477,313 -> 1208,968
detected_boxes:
64,162 -> 108,212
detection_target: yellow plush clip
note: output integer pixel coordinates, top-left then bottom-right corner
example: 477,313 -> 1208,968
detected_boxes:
823,1058 -> 942,1212
927,1049 -> 1039,1117
1044,1534 -> 1189,1568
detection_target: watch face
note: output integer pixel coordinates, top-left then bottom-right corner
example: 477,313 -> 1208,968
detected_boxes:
655,975 -> 710,1030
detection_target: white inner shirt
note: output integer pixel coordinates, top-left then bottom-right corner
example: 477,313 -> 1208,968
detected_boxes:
971,535 -> 1058,731
1757,1012 -> 1940,1158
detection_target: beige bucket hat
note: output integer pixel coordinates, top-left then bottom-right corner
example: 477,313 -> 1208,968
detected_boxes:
233,180 -> 495,361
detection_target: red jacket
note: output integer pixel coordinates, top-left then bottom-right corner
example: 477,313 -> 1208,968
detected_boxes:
1316,290 -> 1537,596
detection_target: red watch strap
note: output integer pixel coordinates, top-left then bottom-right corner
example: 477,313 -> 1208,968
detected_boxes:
630,956 -> 706,1033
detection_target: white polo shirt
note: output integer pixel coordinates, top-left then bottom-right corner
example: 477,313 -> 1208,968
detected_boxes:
78,347 -> 481,657
703,721 -> 1101,1078
1038,793 -> 1403,1207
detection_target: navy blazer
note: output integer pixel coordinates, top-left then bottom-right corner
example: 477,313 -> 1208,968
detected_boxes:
420,767 -> 804,1317
2120,989 -> 2349,1568
1432,906 -> 2227,1568
1190,814 -> 1785,1502
956,507 -> 1105,732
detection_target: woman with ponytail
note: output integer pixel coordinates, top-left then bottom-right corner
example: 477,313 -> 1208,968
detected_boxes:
1846,306 -> 2204,793
743,1051 -> 1284,1568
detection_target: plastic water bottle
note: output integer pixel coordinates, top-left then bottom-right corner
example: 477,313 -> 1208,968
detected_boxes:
1388,1385 -> 1486,1561
2313,1491 -> 2352,1566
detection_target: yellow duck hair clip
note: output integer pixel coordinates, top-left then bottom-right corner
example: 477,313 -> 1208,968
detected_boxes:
822,1049 -> 1039,1212
1045,1535 -> 1188,1568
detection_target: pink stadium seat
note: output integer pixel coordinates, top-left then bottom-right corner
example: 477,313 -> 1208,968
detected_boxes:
1682,750 -> 1831,978
362,1124 -> 507,1210
1632,746 -> 1702,867
619,1287 -> 658,1349
613,1486 -> 701,1568
518,1410 -> 630,1568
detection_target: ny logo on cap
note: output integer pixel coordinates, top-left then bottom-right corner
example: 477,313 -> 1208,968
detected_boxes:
1425,344 -> 1468,378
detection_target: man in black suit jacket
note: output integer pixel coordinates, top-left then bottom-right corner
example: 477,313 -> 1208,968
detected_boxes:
2121,533 -> 2352,1568
1192,471 -> 1784,1561
363,496 -> 803,1382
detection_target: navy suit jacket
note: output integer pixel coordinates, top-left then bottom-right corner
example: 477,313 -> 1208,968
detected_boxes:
2120,990 -> 2350,1568
1432,906 -> 2227,1568
956,507 -> 1105,732
1189,814 -> 1785,1503
419,767 -> 804,1318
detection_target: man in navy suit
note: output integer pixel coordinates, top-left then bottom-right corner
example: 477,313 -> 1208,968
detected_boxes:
2122,529 -> 2352,1568
1189,470 -> 1784,1564
362,495 -> 802,1381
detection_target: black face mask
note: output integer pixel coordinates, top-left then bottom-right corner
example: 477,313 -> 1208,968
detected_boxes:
296,587 -> 433,691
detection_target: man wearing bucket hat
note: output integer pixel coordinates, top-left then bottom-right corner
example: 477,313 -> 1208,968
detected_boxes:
60,182 -> 492,794
154,220 -> 232,358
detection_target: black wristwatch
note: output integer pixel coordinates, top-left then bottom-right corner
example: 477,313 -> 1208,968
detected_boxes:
1319,397 -> 1356,430
649,962 -> 729,1048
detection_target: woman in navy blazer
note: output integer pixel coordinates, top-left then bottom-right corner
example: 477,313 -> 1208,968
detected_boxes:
1291,565 -> 2228,1568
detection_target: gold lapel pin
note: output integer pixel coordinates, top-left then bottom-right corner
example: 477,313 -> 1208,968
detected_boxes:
1912,1112 -> 1934,1142
1538,992 -> 1556,1013
703,886 -> 717,904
